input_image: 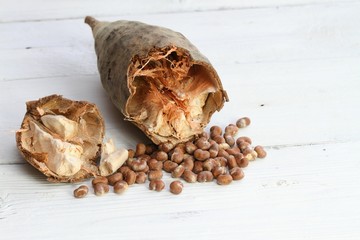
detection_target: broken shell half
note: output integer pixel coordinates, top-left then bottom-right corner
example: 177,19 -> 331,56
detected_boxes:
16,95 -> 105,183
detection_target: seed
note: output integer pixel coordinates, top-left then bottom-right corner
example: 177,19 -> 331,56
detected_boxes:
114,180 -> 129,194
209,143 -> 219,158
203,158 -> 217,171
135,172 -> 147,184
148,159 -> 163,170
93,183 -> 110,196
170,180 -> 183,195
236,117 -> 251,128
118,165 -> 132,175
224,124 -> 238,137
171,147 -> 184,164
154,151 -> 168,162
244,150 -> 257,161
158,142 -> 174,153
216,174 -> 233,185
224,134 -> 235,147
199,131 -> 210,139
182,170 -> 197,183
212,166 -> 227,178
181,157 -> 194,171
214,157 -> 227,167
135,143 -> 146,157
148,170 -> 163,181
149,180 -> 165,192
226,155 -> 238,169
185,141 -> 197,154
218,143 -> 230,150
193,161 -> 204,174
238,141 -> 251,152
236,136 -> 252,145
230,167 -> 245,180
197,171 -> 214,183
237,157 -> 249,168
226,147 -> 240,155
210,126 -> 222,136
195,137 -> 211,150
217,149 -> 230,158
130,159 -> 147,172
128,149 -> 135,158
254,145 -> 267,158
92,176 -> 108,186
73,185 -> 89,198
163,160 -> 178,172
171,165 -> 185,178
124,170 -> 137,185
137,154 -> 151,162
212,135 -> 225,144
107,172 -> 123,186
193,149 -> 210,161
145,144 -> 157,155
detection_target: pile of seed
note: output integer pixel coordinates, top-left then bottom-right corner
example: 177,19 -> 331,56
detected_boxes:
73,117 -> 266,198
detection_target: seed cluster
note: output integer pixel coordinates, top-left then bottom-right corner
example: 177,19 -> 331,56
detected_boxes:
73,117 -> 266,198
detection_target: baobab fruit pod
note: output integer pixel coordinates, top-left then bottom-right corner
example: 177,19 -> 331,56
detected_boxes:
85,16 -> 228,145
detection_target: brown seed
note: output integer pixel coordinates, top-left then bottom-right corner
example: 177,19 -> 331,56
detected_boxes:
107,172 -> 123,186
171,147 -> 184,164
149,179 -> 165,192
140,165 -> 150,173
210,125 -> 222,136
212,166 -> 227,178
238,141 -> 251,152
242,147 -> 253,156
73,185 -> 89,198
226,155 -> 238,169
217,149 -> 230,158
94,183 -> 110,196
148,159 -> 163,170
154,151 -> 168,162
182,170 -> 197,183
209,143 -> 219,158
163,160 -> 178,172
195,137 -> 211,150
236,117 -> 251,128
226,147 -> 241,155
170,180 -> 183,195
158,142 -> 174,153
148,170 -> 163,181
230,167 -> 245,180
214,157 -> 227,167
197,171 -> 214,183
194,149 -> 210,161
244,151 -> 257,161
224,134 -> 235,147
118,165 -> 132,175
135,143 -> 146,157
237,157 -> 249,168
216,174 -> 233,185
193,161 -> 204,174
137,154 -> 151,162
124,170 -> 136,185
199,131 -> 210,139
212,135 -> 225,144
171,165 -> 185,178
236,136 -> 252,145
114,180 -> 129,194
135,172 -> 147,184
225,124 -> 238,137
254,145 -> 267,158
185,141 -> 197,154
92,176 -> 108,186
128,149 -> 135,158
130,159 -> 148,172
145,144 -> 157,155
181,157 -> 194,171
203,158 -> 217,171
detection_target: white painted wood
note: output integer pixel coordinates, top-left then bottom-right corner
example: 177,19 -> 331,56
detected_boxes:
1,1 -> 360,239
1,142 -> 360,239
0,0 -> 351,23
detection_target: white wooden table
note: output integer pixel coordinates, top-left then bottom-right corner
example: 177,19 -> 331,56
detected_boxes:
1,1 -> 360,239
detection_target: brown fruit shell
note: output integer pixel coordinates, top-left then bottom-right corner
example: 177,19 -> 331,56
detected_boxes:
16,95 -> 105,183
85,16 -> 228,145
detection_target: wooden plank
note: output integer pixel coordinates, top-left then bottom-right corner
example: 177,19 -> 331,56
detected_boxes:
0,0 -> 352,23
1,2 -> 359,81
1,141 -> 360,239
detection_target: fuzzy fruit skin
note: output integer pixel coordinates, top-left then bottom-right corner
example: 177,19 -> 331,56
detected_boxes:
85,16 -> 228,145
16,95 -> 105,183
